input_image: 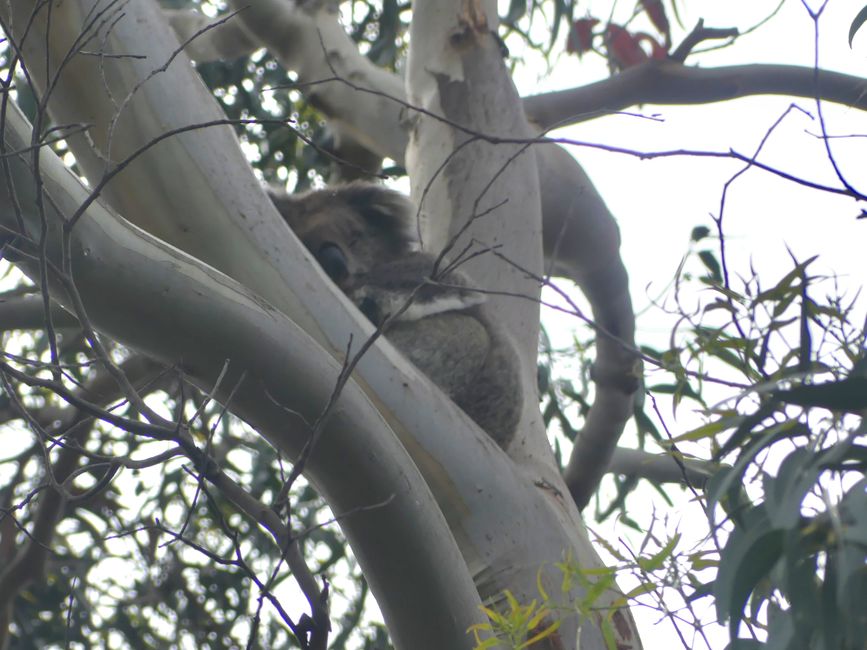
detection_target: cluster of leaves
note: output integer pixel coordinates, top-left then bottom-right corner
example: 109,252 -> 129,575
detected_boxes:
539,223 -> 866,648
500,0 -> 575,56
197,51 -> 333,190
502,0 -> 677,68
469,589 -> 561,650
565,0 -> 671,70
471,539 -> 713,650
469,556 -> 630,650
654,232 -> 866,648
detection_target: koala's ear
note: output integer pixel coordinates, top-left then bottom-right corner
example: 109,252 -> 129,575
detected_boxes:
337,183 -> 417,249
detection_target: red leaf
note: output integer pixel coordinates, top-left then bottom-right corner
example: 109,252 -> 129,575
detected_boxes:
567,18 -> 599,56
605,24 -> 648,69
639,0 -> 670,39
633,32 -> 669,60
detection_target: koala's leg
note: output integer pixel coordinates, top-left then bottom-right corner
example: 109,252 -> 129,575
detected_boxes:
460,328 -> 522,449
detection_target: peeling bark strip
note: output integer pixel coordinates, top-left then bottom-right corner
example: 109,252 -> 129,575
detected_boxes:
454,0 -> 490,42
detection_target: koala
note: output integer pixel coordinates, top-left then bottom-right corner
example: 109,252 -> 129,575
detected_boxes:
269,182 -> 521,449
269,183 -> 416,293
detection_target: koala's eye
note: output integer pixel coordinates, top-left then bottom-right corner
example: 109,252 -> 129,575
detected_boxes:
316,243 -> 349,284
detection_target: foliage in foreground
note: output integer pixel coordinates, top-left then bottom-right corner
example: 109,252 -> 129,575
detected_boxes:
538,230 -> 867,649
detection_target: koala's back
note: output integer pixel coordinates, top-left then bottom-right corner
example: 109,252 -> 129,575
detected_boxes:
387,311 -> 521,449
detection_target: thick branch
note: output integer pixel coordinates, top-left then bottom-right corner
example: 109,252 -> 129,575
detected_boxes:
538,145 -> 638,511
0,294 -> 79,330
607,448 -> 717,487
178,10 -> 867,150
404,2 -> 638,648
223,0 -> 406,162
523,60 -> 867,130
165,8 -> 258,61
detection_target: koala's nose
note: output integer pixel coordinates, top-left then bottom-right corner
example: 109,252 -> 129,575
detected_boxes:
316,243 -> 350,285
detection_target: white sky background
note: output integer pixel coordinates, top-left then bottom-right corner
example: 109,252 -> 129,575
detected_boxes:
516,0 -> 866,322
501,1 -> 866,647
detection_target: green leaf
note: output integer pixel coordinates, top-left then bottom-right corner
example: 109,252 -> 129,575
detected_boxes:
550,0 -> 572,48
773,377 -> 867,412
691,225 -> 711,242
710,420 -> 809,512
504,0 -> 527,23
839,478 -> 867,545
633,407 -> 661,441
623,582 -> 657,599
755,256 -> 816,303
715,507 -> 783,637
639,533 -> 680,571
699,250 -> 723,282
764,448 -> 815,529
724,640 -> 764,650
778,550 -> 821,641
716,402 -> 777,459
671,417 -> 738,443
649,380 -> 703,407
764,610 -> 796,650
850,5 -> 867,47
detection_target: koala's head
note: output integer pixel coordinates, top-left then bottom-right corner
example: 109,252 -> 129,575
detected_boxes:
270,182 -> 416,291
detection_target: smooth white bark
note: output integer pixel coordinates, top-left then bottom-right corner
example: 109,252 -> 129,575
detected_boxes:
0,2 -> 641,648
166,8 -> 258,61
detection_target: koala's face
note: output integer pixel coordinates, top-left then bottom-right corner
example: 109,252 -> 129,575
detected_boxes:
270,183 -> 415,291
288,204 -> 396,290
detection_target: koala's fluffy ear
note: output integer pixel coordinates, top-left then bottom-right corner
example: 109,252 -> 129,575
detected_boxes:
267,182 -> 417,255
333,183 -> 417,251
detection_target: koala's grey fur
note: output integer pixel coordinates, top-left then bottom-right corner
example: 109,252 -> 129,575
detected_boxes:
269,182 -> 522,449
